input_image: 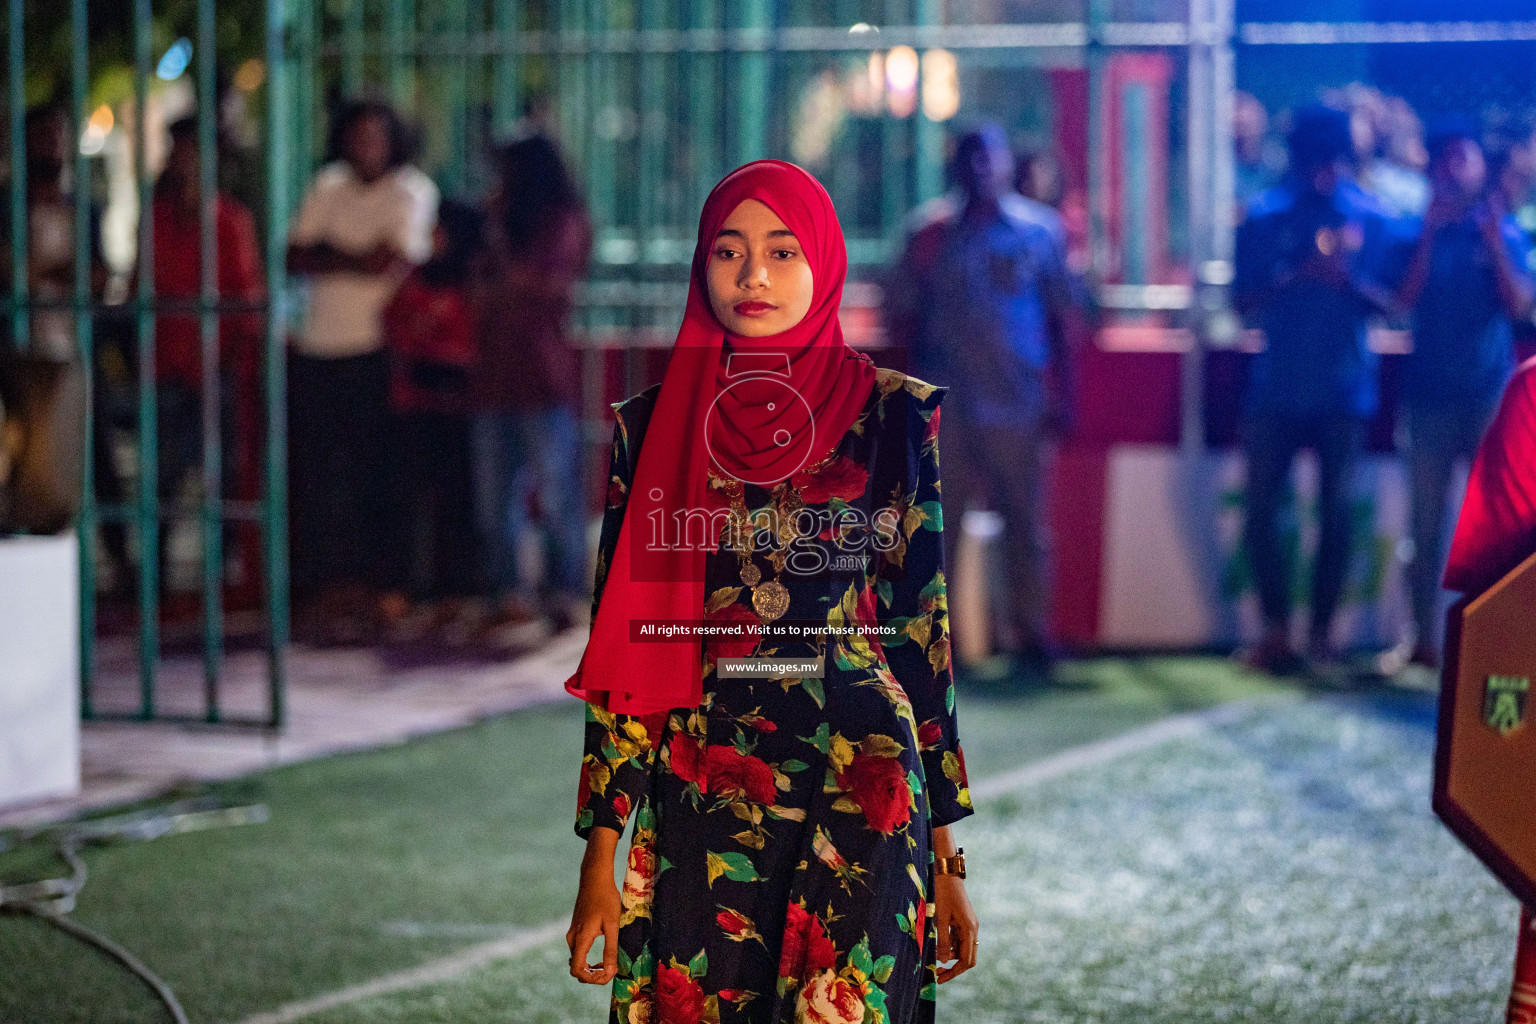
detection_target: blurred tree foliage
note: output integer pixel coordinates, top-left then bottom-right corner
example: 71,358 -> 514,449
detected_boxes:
14,0 -> 266,110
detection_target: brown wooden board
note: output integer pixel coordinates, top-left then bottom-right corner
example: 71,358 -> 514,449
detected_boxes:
1434,548 -> 1536,908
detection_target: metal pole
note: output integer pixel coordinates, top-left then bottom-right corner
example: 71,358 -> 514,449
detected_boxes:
8,0 -> 26,352
133,0 -> 160,717
265,0 -> 292,729
343,0 -> 365,97
386,0 -> 414,107
1211,0 -> 1236,271
198,0 -> 225,718
557,0 -> 586,185
442,0 -> 469,194
735,0 -> 770,167
585,0 -> 612,231
881,0 -> 910,238
491,0 -> 520,136
915,0 -> 944,205
637,0 -> 663,241
829,0 -> 859,219
293,0 -> 316,206
690,0 -> 721,211
1184,0 -> 1211,454
1086,0 -> 1110,289
465,0 -> 485,191
72,0 -> 96,712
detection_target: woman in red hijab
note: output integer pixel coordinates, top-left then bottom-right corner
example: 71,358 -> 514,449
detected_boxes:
563,161 -> 978,1023
1442,357 -> 1536,1024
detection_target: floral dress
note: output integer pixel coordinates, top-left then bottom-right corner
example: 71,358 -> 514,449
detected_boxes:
576,368 -> 973,1024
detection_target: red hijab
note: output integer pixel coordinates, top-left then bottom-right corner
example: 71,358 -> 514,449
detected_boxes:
1443,359 -> 1536,595
565,160 -> 878,715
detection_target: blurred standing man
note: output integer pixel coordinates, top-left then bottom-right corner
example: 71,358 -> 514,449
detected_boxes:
1394,118 -> 1532,668
1233,104 -> 1400,674
887,124 -> 1075,678
286,98 -> 437,643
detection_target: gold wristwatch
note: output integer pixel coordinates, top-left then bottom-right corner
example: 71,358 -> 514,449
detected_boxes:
934,847 -> 966,879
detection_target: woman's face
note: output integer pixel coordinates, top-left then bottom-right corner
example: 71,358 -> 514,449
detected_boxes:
706,199 -> 814,338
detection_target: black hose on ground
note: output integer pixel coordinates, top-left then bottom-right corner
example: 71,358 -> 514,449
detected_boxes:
0,798 -> 268,1024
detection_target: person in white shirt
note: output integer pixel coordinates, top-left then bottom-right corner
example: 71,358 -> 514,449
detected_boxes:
285,97 -> 437,643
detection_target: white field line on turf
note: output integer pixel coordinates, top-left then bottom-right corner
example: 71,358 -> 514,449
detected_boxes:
234,921 -> 568,1024
233,696 -> 1286,1024
967,695 -> 1291,802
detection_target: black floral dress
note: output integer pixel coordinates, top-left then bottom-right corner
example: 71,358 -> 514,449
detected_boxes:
576,368 -> 972,1024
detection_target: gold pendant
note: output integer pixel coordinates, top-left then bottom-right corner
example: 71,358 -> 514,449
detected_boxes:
739,560 -> 761,587
751,580 -> 791,623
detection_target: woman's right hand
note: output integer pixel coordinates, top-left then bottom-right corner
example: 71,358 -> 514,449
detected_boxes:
567,826 -> 622,984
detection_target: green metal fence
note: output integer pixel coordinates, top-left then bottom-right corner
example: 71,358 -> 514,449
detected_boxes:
5,0 -> 289,727
18,0 -> 1531,727
7,0 -> 1219,728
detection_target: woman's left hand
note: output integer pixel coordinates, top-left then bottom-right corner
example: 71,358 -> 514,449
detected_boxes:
932,873 -> 979,983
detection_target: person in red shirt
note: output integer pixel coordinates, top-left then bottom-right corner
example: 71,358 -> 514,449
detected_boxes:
1441,358 -> 1536,1024
379,198 -> 484,624
150,116 -> 265,597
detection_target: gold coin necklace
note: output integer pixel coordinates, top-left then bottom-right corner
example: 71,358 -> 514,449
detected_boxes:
725,478 -> 794,624
722,446 -> 840,626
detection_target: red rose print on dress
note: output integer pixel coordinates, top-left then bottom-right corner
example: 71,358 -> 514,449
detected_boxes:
795,969 -> 865,1024
923,403 -> 942,443
917,720 -> 943,750
656,962 -> 708,1024
705,745 -> 778,805
626,992 -> 655,1024
777,901 -> 838,985
851,583 -> 886,662
639,711 -> 669,748
706,602 -> 761,661
791,456 -> 869,504
668,733 -> 707,786
716,906 -> 766,946
621,843 -> 657,912
836,752 -> 912,834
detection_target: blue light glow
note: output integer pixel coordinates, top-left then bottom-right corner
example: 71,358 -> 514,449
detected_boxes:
156,38 -> 192,81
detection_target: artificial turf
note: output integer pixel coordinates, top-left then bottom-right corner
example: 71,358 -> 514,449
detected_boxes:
4,658 -> 1513,1024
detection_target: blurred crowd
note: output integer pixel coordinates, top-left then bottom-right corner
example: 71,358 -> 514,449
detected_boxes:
1228,85 -> 1536,675
8,79 -> 1536,673
282,99 -> 594,649
4,95 -> 594,651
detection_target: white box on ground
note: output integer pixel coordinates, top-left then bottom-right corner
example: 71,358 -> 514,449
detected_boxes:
0,531 -> 80,809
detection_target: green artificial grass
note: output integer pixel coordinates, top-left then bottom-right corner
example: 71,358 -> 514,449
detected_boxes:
1,702 -> 589,1024
15,657 -> 1469,1024
953,655 -> 1284,779
293,692 -> 1522,1024
939,692 -> 1519,1023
